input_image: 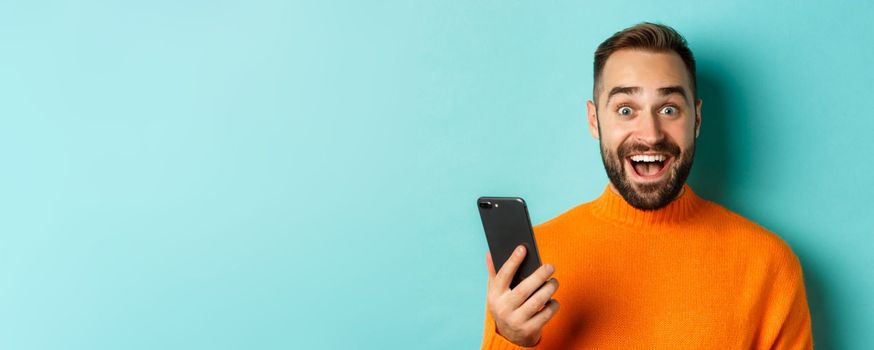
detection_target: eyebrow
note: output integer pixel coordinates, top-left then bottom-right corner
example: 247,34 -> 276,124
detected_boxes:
658,86 -> 689,103
605,85 -> 690,105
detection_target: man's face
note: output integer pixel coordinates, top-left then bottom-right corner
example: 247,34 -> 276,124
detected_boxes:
586,49 -> 702,210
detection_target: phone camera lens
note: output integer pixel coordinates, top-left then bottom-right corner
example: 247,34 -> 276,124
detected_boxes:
478,201 -> 493,209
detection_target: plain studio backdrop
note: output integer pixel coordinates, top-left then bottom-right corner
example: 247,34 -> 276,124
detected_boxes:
1,1 -> 872,349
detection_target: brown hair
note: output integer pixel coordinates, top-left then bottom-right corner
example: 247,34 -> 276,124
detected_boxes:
593,22 -> 697,106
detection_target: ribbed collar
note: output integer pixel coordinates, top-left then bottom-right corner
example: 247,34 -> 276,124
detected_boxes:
589,183 -> 706,227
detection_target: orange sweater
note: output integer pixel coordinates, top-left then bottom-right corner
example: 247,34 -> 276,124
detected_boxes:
482,184 -> 813,349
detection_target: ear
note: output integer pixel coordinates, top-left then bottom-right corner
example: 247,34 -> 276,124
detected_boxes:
586,100 -> 600,140
694,99 -> 703,138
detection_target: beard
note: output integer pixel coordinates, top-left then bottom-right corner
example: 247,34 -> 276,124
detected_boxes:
598,133 -> 696,211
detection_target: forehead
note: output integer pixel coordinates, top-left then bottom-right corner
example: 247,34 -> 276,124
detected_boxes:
599,49 -> 692,101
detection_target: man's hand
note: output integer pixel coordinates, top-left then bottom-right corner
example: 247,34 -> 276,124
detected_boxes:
486,245 -> 560,347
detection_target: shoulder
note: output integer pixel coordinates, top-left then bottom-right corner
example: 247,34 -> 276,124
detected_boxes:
702,199 -> 802,272
530,200 -> 597,239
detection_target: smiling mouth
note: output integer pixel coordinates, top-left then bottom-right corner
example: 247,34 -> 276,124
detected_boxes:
625,154 -> 673,181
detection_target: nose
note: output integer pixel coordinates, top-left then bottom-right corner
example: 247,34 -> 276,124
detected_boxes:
634,110 -> 665,145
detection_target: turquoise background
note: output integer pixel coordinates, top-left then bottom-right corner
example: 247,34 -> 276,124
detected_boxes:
1,1 -> 871,349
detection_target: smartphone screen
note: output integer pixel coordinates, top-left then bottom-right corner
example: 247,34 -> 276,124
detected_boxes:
477,197 -> 542,289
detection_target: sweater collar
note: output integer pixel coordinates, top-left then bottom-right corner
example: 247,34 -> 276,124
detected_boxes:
589,183 -> 705,227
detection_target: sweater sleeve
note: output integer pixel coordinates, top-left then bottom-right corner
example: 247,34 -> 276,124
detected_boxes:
759,249 -> 814,350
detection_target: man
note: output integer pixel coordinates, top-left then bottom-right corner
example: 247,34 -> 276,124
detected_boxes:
481,23 -> 813,349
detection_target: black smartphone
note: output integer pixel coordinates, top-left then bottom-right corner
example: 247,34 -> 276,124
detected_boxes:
477,196 -> 542,289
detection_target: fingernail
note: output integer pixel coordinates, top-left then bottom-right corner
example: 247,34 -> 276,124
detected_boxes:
545,264 -> 554,274
515,245 -> 524,256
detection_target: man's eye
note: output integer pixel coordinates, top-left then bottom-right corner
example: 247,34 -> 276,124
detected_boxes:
661,106 -> 678,115
617,106 -> 633,116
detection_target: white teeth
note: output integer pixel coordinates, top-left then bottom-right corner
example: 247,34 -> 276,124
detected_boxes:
630,154 -> 667,162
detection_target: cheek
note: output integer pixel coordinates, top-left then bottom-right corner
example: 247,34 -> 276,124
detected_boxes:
602,128 -> 634,149
663,125 -> 695,147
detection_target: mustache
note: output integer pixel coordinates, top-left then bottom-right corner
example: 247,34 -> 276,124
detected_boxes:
617,139 -> 681,159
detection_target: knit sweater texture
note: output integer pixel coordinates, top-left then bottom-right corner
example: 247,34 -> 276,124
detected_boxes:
481,183 -> 813,349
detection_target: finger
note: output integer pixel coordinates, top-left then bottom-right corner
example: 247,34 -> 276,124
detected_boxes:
526,299 -> 560,329
507,263 -> 555,307
486,251 -> 496,280
518,278 -> 559,318
494,245 -> 526,290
